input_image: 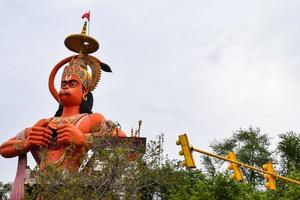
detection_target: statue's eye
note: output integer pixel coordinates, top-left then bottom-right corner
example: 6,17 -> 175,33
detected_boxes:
70,80 -> 78,88
61,81 -> 67,87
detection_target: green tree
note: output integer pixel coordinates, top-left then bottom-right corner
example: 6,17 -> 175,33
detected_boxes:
277,131 -> 300,174
209,127 -> 272,187
27,136 -> 185,200
20,127 -> 300,199
0,181 -> 11,200
272,132 -> 300,199
169,170 -> 269,200
279,170 -> 300,200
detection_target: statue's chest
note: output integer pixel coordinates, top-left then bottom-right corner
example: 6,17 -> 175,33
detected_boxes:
46,114 -> 89,149
47,114 -> 88,130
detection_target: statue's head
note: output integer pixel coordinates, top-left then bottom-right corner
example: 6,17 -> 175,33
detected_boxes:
59,57 -> 91,106
50,54 -> 103,116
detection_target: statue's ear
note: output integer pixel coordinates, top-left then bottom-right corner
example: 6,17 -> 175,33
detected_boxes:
83,87 -> 89,96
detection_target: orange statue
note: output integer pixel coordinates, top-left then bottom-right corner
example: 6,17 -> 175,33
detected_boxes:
0,18 -> 125,199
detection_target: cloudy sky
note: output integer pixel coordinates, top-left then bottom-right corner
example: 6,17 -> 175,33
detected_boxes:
1,0 -> 300,183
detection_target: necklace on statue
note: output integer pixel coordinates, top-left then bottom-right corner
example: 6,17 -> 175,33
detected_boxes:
47,114 -> 88,149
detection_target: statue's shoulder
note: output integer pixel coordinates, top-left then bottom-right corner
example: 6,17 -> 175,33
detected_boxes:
33,118 -> 50,127
88,113 -> 106,126
88,113 -> 126,137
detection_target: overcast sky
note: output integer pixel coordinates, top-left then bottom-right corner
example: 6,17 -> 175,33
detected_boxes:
1,0 -> 300,183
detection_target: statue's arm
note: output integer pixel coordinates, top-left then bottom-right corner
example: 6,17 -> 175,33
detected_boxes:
0,137 -> 21,157
0,119 -> 51,158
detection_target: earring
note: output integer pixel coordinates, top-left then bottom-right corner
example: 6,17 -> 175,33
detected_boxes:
83,94 -> 87,101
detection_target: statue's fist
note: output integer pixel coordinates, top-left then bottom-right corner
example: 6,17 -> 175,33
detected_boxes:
56,123 -> 84,145
24,127 -> 52,149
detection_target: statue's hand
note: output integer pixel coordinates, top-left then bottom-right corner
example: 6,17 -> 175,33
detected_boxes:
24,127 -> 52,149
56,123 -> 84,145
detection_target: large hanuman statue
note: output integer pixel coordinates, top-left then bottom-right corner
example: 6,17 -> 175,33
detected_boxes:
0,17 -> 125,199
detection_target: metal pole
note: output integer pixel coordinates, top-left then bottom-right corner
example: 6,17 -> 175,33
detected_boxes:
191,146 -> 300,185
88,10 -> 91,35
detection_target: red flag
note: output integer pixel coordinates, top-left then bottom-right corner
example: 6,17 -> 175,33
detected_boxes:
82,11 -> 90,21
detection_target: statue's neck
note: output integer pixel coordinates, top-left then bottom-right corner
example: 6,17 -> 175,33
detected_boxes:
61,106 -> 80,117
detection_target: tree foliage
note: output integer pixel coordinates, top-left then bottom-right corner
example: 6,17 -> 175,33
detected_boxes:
0,182 -> 11,200
209,127 -> 272,186
277,132 -> 300,173
2,127 -> 300,199
26,136 -> 173,199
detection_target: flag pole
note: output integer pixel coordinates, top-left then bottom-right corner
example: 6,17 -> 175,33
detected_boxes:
88,10 -> 91,35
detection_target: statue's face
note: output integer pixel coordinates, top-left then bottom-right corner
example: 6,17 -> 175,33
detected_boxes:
59,74 -> 87,106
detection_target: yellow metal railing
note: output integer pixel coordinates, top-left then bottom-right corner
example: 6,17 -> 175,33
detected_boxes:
191,146 -> 300,186
176,133 -> 300,190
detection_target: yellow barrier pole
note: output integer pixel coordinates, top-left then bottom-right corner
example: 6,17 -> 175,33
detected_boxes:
191,146 -> 300,186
